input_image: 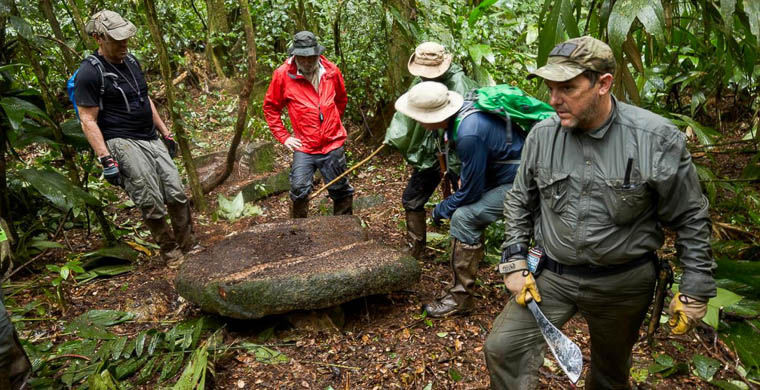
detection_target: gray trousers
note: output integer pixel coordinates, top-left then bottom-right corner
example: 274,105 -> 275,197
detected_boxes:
289,146 -> 354,201
106,138 -> 188,219
484,260 -> 656,389
449,183 -> 511,245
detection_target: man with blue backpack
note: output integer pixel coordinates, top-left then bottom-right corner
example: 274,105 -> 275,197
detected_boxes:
73,10 -> 195,267
395,81 -> 552,317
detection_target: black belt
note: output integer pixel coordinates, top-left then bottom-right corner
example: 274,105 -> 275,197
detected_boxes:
542,252 -> 656,277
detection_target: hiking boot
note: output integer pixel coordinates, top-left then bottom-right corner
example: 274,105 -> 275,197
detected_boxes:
167,202 -> 195,253
405,210 -> 427,260
333,195 -> 353,216
144,217 -> 179,256
421,239 -> 483,318
164,248 -> 185,269
291,198 -> 309,218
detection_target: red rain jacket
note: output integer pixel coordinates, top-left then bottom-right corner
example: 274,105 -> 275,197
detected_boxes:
263,56 -> 348,155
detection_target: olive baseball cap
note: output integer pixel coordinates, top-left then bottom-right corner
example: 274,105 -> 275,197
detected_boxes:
529,36 -> 616,82
85,10 -> 136,41
288,31 -> 325,56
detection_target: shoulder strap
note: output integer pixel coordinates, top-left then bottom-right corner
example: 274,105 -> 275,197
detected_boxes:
85,55 -> 107,110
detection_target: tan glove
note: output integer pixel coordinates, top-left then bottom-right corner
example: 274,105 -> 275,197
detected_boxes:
504,270 -> 542,306
668,292 -> 707,335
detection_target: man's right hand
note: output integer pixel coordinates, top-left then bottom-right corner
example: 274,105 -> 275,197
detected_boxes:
284,136 -> 303,151
504,269 -> 542,306
99,155 -> 123,187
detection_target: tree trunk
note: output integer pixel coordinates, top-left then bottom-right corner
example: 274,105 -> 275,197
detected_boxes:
205,0 -> 229,79
40,0 -> 76,73
203,0 -> 257,193
385,0 -> 416,97
143,0 -> 208,213
62,0 -> 95,50
0,128 -> 14,242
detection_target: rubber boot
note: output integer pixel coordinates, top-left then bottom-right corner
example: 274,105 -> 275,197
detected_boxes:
405,210 -> 427,260
421,239 -> 483,317
167,202 -> 195,253
0,328 -> 31,390
333,195 -> 353,216
143,217 -> 183,265
291,198 -> 309,219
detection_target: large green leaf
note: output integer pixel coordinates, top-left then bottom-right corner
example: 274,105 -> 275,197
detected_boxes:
670,113 -> 721,147
608,0 -> 665,60
695,164 -> 718,203
18,168 -> 101,210
467,0 -> 498,26
743,0 -> 760,45
468,44 -> 495,66
537,0 -> 565,66
719,0 -> 737,30
559,0 -> 580,38
692,354 -> 720,381
237,342 -> 290,364
8,15 -> 34,41
0,96 -> 52,130
171,342 -> 209,390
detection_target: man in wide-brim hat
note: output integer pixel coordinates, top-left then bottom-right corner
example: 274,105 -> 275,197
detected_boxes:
395,81 -> 525,318
264,31 -> 354,218
384,42 -> 478,261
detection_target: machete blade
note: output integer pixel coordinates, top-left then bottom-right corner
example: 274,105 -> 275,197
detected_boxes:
527,300 -> 583,383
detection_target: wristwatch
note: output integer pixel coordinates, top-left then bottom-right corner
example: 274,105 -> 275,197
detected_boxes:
499,243 -> 528,274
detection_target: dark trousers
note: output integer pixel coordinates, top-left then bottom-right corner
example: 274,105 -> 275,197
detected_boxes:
290,146 -> 354,201
484,260 -> 656,389
402,162 -> 458,212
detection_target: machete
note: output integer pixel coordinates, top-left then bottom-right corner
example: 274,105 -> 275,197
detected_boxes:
527,300 -> 583,383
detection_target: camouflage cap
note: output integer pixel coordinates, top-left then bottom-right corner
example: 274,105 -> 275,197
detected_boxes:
529,36 -> 616,82
85,10 -> 136,41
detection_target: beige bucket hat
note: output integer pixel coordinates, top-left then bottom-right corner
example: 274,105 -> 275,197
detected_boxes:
395,81 -> 463,124
408,42 -> 453,79
85,10 -> 137,41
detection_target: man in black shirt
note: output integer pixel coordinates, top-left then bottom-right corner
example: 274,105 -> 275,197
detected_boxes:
75,10 -> 195,266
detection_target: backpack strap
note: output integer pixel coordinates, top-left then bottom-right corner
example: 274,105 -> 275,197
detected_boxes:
85,54 -> 131,113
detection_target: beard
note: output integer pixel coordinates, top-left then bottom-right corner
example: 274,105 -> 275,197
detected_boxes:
568,93 -> 603,133
295,57 -> 319,75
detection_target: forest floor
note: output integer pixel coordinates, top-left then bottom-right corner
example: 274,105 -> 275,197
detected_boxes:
7,86 -> 758,389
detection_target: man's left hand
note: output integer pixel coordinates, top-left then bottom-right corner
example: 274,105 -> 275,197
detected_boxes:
668,292 -> 707,335
162,134 -> 178,158
432,206 -> 443,226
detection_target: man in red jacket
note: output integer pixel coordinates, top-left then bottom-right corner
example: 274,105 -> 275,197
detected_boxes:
263,31 -> 353,218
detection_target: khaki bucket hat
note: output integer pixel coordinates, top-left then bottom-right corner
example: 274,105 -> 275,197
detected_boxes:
395,81 -> 463,124
85,10 -> 136,41
408,42 -> 453,79
529,36 -> 616,82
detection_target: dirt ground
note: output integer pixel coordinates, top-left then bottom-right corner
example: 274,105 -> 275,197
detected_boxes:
9,133 -> 747,389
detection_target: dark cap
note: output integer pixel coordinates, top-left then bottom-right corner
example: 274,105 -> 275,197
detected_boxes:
288,31 -> 325,57
529,36 -> 616,82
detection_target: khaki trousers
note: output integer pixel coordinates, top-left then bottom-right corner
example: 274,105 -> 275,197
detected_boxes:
484,260 -> 656,389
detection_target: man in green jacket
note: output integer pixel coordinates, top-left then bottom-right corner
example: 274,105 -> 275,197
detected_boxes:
384,42 -> 478,259
485,36 -> 715,389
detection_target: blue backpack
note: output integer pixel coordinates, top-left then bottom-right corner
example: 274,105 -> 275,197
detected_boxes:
67,54 -> 139,116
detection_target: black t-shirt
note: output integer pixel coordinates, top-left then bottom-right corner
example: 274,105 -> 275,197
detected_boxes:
74,52 -> 156,141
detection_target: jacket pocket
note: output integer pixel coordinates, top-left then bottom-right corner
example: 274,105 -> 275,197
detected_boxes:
536,171 -> 570,214
601,180 -> 651,225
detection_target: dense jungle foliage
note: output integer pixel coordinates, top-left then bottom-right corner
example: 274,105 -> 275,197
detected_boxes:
0,0 -> 759,388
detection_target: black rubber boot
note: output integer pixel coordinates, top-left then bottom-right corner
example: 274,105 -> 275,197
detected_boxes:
291,198 -> 309,219
143,217 -> 182,264
333,195 -> 353,216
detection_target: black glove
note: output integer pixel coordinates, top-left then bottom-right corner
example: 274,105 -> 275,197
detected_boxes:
99,155 -> 122,187
432,207 -> 443,227
162,134 -> 178,158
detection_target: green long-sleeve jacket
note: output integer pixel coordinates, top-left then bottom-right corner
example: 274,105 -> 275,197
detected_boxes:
503,97 -> 716,299
383,63 -> 479,171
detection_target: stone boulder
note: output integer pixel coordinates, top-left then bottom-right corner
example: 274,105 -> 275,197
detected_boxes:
175,216 -> 420,319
